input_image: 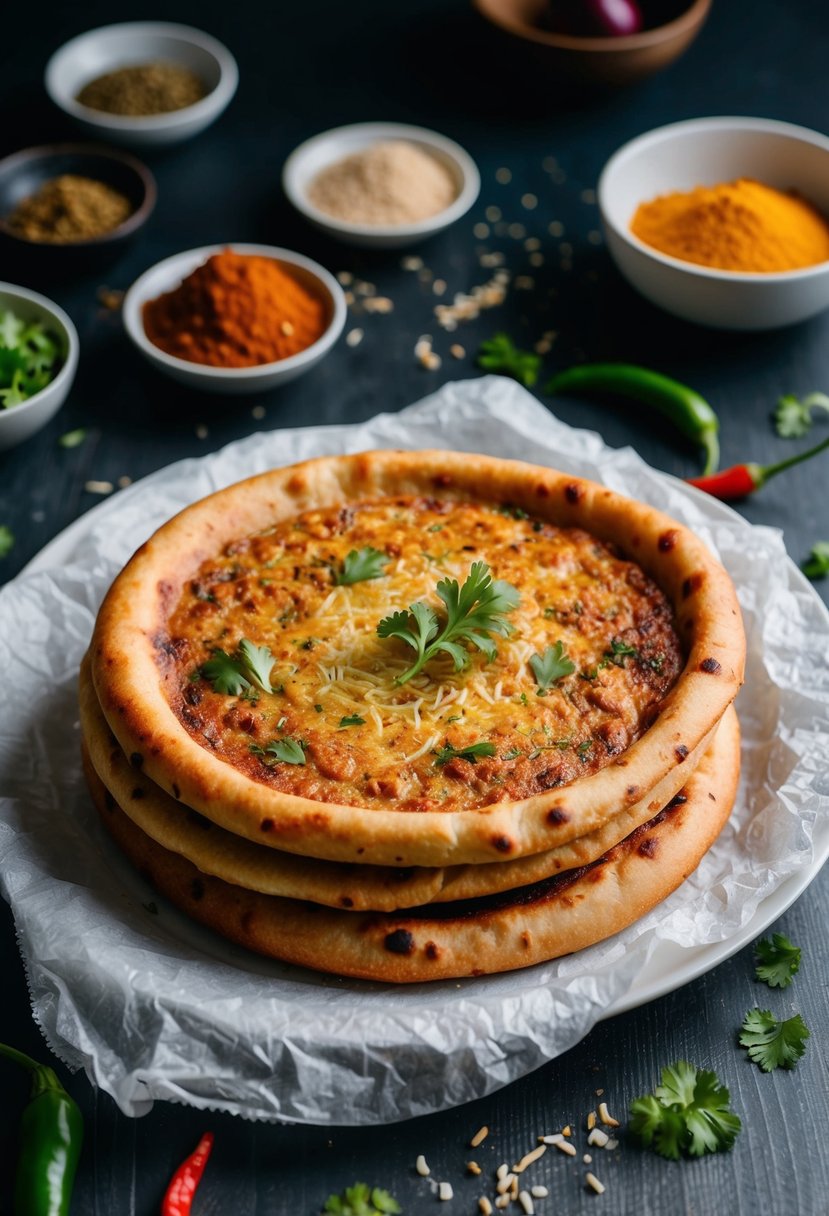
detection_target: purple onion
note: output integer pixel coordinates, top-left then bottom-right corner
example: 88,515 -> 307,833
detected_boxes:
547,0 -> 645,37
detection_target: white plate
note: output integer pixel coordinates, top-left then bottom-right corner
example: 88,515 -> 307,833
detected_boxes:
3,380 -> 827,1124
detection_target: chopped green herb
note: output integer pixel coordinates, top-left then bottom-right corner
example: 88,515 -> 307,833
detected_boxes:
434,741 -> 496,766
501,747 -> 522,761
477,332 -> 542,387
530,641 -> 576,692
754,933 -> 801,988
314,704 -> 324,713
649,653 -> 665,673
497,503 -> 529,520
428,523 -> 444,533
200,638 -> 277,695
445,713 -> 462,723
323,1182 -> 401,1216
773,391 -> 829,438
0,310 -> 61,409
339,714 -> 366,728
0,525 -> 14,558
739,1009 -> 809,1071
577,740 -> 593,761
251,737 -> 306,766
377,561 -> 519,684
58,427 -> 87,449
337,547 -> 389,586
802,541 -> 829,579
606,638 -> 639,666
518,692 -> 528,706
630,1062 -> 741,1159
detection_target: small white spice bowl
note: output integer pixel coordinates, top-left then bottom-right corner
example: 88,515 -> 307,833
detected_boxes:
44,22 -> 238,149
283,122 -> 481,249
122,244 -> 347,395
599,116 -> 829,330
0,283 -> 79,451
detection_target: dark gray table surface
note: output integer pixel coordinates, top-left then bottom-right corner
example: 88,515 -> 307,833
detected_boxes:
1,1 -> 827,1213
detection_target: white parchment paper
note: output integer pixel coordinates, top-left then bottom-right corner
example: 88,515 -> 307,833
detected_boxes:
1,376 -> 827,1125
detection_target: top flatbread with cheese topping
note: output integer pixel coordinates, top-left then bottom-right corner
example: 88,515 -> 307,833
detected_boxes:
90,450 -> 745,866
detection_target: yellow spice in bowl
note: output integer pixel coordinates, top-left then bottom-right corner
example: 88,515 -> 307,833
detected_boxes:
630,177 -> 829,272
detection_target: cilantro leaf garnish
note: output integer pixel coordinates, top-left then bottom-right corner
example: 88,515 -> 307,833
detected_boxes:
773,392 -> 829,438
630,1062 -> 741,1159
58,428 -> 87,449
337,547 -> 389,586
477,333 -> 542,388
434,741 -> 496,766
0,525 -> 14,558
606,638 -> 639,666
802,541 -> 829,579
199,637 -> 277,695
754,933 -> 801,988
251,738 -> 306,766
739,1009 -> 810,1071
323,1183 -> 401,1216
377,561 -> 520,684
339,714 -> 365,728
530,641 -> 575,692
0,311 -> 61,409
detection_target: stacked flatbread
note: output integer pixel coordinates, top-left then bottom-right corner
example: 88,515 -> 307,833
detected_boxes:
82,451 -> 745,982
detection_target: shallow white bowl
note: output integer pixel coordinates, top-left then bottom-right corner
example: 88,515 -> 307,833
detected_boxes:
123,244 -> 346,395
0,283 -> 78,451
45,22 -> 238,149
599,116 -> 829,330
283,122 -> 480,249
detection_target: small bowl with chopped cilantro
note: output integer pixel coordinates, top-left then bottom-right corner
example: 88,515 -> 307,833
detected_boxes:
0,283 -> 78,450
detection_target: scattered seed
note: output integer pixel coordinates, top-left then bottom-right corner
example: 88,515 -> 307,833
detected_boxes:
524,236 -> 541,251
355,280 -> 376,296
530,1187 -> 548,1199
479,251 -> 505,269
514,275 -> 534,290
542,156 -> 558,172
584,1154 -> 593,1165
595,1089 -> 604,1098
538,1134 -> 563,1145
439,1181 -> 453,1201
470,1126 -> 490,1149
401,255 -> 423,271
585,1172 -> 606,1196
510,1178 -> 519,1202
485,205 -> 502,222
449,343 -> 466,359
496,1173 -> 516,1195
533,333 -> 556,355
508,222 -> 526,240
96,286 -> 124,311
434,274 -> 508,328
363,296 -> 394,313
280,320 -> 295,336
117,475 -> 132,489
521,193 -> 538,210
84,480 -> 113,495
519,1191 -> 534,1215
252,405 -> 266,420
195,424 -> 208,439
513,1145 -> 546,1173
605,1138 -> 619,1151
336,271 -> 353,285
548,221 -> 564,237
346,328 -> 364,348
529,252 -> 544,268
433,279 -> 447,296
473,222 -> 490,239
587,230 -> 603,245
597,1102 -> 619,1127
479,1199 -> 494,1216
416,1154 -> 430,1177
418,266 -> 434,282
581,189 -> 597,205
494,1196 -> 510,1210
496,1164 -> 508,1181
496,167 -> 512,184
344,291 -> 355,306
553,1140 -> 576,1157
586,1112 -> 596,1130
562,1126 -> 572,1137
588,1129 -> 609,1148
467,1161 -> 482,1175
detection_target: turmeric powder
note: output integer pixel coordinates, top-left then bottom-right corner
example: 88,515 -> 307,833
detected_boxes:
143,250 -> 327,367
631,178 -> 829,273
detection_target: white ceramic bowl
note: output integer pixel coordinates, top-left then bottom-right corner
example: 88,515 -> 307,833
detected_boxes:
0,283 -> 78,451
123,244 -> 347,395
45,22 -> 238,149
599,116 -> 829,330
283,122 -> 481,249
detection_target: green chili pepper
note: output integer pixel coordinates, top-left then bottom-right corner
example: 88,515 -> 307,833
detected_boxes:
546,362 -> 721,476
0,1041 -> 84,1216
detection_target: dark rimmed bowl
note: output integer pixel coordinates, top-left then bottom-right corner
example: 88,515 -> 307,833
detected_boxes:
0,143 -> 156,276
472,0 -> 712,87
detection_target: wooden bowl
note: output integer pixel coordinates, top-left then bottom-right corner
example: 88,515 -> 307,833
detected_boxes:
472,0 -> 712,87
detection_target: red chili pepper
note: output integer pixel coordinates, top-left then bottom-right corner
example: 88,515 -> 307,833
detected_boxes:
687,435 -> 829,500
161,1132 -> 214,1216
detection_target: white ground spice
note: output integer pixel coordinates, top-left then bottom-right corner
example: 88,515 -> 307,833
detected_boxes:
307,140 -> 457,226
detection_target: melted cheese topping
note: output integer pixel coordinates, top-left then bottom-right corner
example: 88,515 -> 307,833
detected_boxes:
163,497 -> 683,812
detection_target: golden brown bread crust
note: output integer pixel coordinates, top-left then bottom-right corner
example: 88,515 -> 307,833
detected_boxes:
84,708 -> 740,982
81,653 -> 730,910
90,450 -> 745,867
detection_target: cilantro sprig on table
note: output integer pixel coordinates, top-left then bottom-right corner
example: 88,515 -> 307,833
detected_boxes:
336,547 -> 389,586
802,541 -> 829,579
477,333 -> 542,388
739,1010 -> 810,1071
754,933 -> 801,988
323,1183 -> 400,1216
773,391 -> 829,438
199,638 -> 277,695
0,310 -> 61,408
629,1062 -> 741,1159
377,561 -> 519,684
434,741 -> 496,766
0,526 -> 14,558
530,641 -> 575,693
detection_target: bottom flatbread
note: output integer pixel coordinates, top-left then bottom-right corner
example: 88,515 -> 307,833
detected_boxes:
83,710 -> 739,982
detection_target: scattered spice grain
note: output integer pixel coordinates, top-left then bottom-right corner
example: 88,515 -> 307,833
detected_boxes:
76,62 -> 206,115
7,175 -> 131,243
470,1127 -> 490,1149
585,1172 -> 606,1195
415,1154 -> 430,1177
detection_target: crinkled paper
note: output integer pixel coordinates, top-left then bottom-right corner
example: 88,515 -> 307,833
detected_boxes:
1,376 -> 827,1124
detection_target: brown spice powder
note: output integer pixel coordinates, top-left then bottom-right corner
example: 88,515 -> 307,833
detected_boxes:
7,175 -> 132,243
77,62 -> 206,116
